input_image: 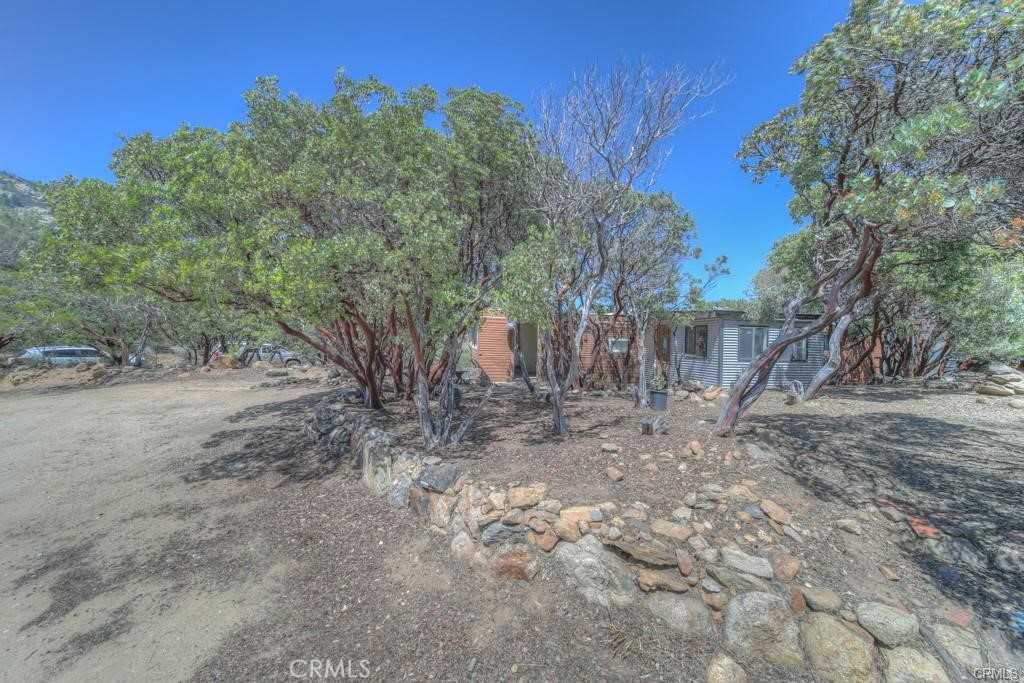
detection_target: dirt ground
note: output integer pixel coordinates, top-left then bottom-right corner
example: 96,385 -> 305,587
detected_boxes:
1,372 -> 1021,682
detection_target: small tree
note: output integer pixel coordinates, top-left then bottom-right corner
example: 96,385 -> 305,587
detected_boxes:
505,60 -> 722,434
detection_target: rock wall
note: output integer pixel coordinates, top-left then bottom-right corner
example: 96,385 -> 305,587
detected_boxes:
305,392 -> 1002,683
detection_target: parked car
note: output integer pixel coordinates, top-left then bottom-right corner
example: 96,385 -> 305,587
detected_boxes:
13,346 -> 106,367
240,342 -> 304,366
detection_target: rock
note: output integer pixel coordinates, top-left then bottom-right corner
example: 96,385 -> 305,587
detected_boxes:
450,531 -> 475,561
491,544 -> 538,581
650,519 -> 693,543
640,415 -> 669,435
415,464 -> 461,493
706,652 -> 748,683
687,440 -> 705,457
723,591 -> 804,669
603,537 -> 677,566
802,612 -> 877,683
976,396 -> 992,404
553,518 -> 581,543
706,565 -> 771,592
1009,399 -> 1024,409
528,529 -> 559,552
930,622 -> 983,669
676,549 -> 695,576
507,484 -> 547,508
882,647 -> 950,683
746,505 -> 765,520
875,565 -> 899,581
879,506 -> 905,522
761,548 -> 801,582
211,355 -> 240,369
632,566 -> 691,592
727,484 -> 758,503
386,474 -> 413,509
553,534 -> 637,608
501,508 -> 525,525
759,499 -> 791,524
265,368 -> 289,377
91,367 -> 109,380
488,491 -> 507,510
720,547 -> 774,579
606,526 -> 622,541
538,499 -> 562,514
601,442 -> 621,453
429,493 -> 455,528
836,519 -> 864,535
855,602 -> 920,647
647,592 -> 712,637
978,383 -> 1015,396
480,522 -> 528,546
802,587 -> 843,612
606,467 -> 624,482
985,362 -> 1019,376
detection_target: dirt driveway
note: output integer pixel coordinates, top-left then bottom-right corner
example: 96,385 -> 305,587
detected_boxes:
0,377 -> 329,682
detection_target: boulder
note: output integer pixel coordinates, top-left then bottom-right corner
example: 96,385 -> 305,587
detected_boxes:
650,519 -> 693,543
647,592 -> 713,638
480,522 -> 527,546
706,652 -> 748,683
759,499 -> 791,524
802,612 -> 877,683
552,518 -> 581,543
985,362 -> 1019,377
640,415 -> 669,435
978,383 -> 1015,396
632,566 -> 690,592
601,442 -> 621,453
836,519 -> 864,535
723,591 -> 804,669
265,368 -> 289,377
211,355 -> 240,369
507,484 -> 547,508
386,474 -> 413,509
414,463 -> 461,493
606,467 -> 624,482
450,531 -> 475,561
705,565 -> 772,593
603,537 -> 677,566
553,534 -> 637,608
761,548 -> 801,582
930,623 -> 983,669
720,547 -> 774,579
801,587 -> 843,613
882,646 -> 950,683
491,544 -> 538,581
855,602 -> 919,647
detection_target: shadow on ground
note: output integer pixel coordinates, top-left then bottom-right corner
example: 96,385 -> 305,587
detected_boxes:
751,400 -> 1024,635
187,390 -> 344,485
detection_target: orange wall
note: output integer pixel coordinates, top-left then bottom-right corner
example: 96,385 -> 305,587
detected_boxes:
472,313 -> 514,382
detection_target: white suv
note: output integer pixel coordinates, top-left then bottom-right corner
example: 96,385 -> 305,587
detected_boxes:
14,346 -> 106,366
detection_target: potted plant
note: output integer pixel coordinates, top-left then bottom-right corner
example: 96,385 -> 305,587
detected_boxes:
649,372 -> 668,411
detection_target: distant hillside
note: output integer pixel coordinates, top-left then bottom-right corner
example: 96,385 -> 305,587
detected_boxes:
0,171 -> 52,268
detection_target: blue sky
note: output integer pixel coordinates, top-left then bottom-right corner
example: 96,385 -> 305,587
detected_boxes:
0,0 -> 850,298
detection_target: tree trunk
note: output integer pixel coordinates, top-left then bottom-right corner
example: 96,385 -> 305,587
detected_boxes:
634,321 -> 649,408
513,326 -> 537,397
544,330 -> 569,435
714,225 -> 881,435
802,313 -> 852,400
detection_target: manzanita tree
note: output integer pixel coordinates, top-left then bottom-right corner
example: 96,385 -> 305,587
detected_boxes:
716,0 -> 1024,434
44,71 -> 535,447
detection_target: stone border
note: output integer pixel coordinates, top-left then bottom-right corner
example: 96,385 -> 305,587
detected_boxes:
306,391 -> 995,683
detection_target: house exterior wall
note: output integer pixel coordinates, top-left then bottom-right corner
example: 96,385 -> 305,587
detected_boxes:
471,312 -> 514,382
667,319 -> 723,387
720,320 -> 825,389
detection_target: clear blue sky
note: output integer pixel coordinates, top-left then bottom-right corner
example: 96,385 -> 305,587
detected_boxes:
0,0 -> 850,298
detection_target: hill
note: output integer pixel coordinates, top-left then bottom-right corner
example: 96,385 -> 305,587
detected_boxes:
0,171 -> 52,268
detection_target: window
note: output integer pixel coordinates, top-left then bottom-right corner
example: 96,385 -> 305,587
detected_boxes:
608,338 -> 629,354
791,337 -> 808,362
683,325 -> 708,358
738,326 -> 769,361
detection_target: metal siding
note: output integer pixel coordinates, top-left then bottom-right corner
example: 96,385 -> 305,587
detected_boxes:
722,321 -> 826,389
667,319 -> 721,386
